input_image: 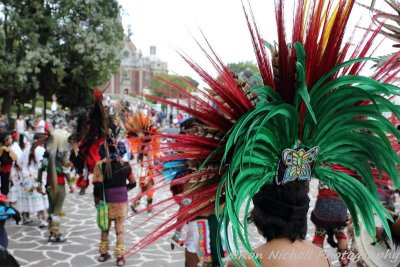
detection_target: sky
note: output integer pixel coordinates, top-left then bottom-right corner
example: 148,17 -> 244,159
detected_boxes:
118,0 -> 396,83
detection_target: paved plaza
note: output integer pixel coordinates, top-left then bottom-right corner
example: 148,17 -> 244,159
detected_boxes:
6,178 -> 360,267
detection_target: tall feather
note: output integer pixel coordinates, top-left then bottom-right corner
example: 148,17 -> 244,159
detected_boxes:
77,89 -> 110,171
127,1 -> 400,266
125,50 -> 256,254
216,1 -> 400,265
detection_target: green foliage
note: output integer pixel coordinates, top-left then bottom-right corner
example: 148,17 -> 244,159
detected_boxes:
227,61 -> 259,74
53,0 -> 124,108
149,73 -> 199,99
0,0 -> 124,113
227,61 -> 261,88
184,76 -> 199,88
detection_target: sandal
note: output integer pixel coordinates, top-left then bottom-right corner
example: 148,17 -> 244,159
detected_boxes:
48,235 -> 67,243
98,253 -> 111,262
116,257 -> 126,266
38,222 -> 48,229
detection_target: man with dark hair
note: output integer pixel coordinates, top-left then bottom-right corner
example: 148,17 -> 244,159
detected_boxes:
93,141 -> 136,266
228,180 -> 330,267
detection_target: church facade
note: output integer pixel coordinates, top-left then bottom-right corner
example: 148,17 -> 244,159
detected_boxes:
104,38 -> 168,95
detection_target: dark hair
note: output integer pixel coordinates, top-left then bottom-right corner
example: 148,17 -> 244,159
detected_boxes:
249,180 -> 309,242
98,139 -> 126,159
0,245 -> 20,267
28,143 -> 38,165
179,117 -> 197,133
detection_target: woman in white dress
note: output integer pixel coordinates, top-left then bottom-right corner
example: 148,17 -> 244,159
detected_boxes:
7,132 -> 23,205
18,137 -> 48,227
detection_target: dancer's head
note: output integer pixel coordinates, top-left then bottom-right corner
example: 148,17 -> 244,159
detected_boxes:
250,180 -> 310,242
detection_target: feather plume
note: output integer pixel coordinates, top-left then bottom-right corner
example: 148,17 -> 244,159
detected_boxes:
127,2 -> 400,266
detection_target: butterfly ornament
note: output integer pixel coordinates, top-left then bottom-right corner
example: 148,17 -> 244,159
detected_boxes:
276,146 -> 320,185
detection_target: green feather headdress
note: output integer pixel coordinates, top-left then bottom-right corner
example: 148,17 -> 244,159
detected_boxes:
125,0 -> 400,263
215,0 -> 400,266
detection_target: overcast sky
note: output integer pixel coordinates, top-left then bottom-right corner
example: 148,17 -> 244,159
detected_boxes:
118,0 -> 396,82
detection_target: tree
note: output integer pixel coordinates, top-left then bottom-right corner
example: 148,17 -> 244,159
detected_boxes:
227,61 -> 261,88
227,61 -> 259,75
184,76 -> 199,88
50,0 -> 124,108
149,73 -> 199,99
0,1 -> 38,117
0,0 -> 124,117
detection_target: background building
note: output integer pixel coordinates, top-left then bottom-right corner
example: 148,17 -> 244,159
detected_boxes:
104,37 -> 168,95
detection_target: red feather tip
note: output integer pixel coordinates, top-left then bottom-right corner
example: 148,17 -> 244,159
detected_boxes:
93,89 -> 103,101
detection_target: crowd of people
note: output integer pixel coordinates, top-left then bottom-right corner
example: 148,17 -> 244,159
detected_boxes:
0,94 -> 191,265
0,100 -> 157,266
0,93 -> 398,267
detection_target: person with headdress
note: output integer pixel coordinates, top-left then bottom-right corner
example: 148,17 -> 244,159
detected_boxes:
226,180 -> 330,267
122,1 -> 400,266
217,1 -> 400,265
40,128 -> 72,243
74,89 -> 112,196
92,140 -> 136,266
311,182 -> 349,266
131,162 -> 155,213
129,94 -> 241,266
161,117 -> 231,266
167,165 -> 190,250
123,112 -> 158,213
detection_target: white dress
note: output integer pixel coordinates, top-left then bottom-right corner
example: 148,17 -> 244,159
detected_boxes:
37,119 -> 46,133
15,119 -> 26,134
17,145 -> 48,212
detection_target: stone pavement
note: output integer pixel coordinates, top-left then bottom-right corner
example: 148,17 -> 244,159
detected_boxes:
5,179 -> 357,267
6,184 -> 185,267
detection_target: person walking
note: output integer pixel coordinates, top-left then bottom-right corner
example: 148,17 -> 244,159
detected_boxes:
19,135 -> 48,227
311,181 -> 349,266
0,134 -> 17,197
40,129 -> 73,243
93,141 -> 136,266
68,136 -> 87,195
14,115 -> 26,149
131,163 -> 155,213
